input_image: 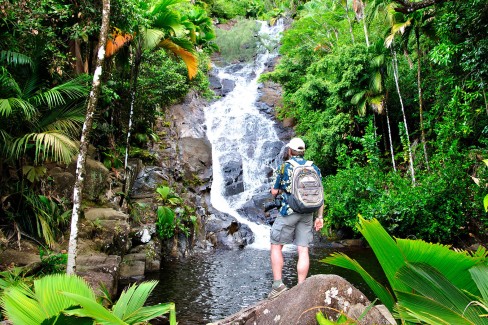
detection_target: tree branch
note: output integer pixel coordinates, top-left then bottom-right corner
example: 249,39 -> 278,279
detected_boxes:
393,0 -> 453,14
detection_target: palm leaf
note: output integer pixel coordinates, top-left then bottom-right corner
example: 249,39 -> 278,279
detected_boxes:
1,274 -> 96,324
0,287 -> 45,325
142,28 -> 166,50
30,76 -> 88,109
159,38 -> 198,79
124,303 -> 176,324
321,252 -> 396,310
356,217 -> 410,294
469,265 -> 488,302
395,291 -> 477,325
61,292 -> 127,325
11,131 -> 78,164
0,50 -> 34,68
112,280 -> 158,320
396,263 -> 485,323
37,104 -> 85,137
395,239 -> 482,295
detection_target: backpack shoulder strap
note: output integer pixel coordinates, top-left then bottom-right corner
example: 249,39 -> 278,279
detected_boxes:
287,159 -> 299,168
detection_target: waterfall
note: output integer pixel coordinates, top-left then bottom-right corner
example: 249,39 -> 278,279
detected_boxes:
205,20 -> 285,249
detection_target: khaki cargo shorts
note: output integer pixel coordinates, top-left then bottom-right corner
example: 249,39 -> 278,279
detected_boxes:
270,212 -> 314,247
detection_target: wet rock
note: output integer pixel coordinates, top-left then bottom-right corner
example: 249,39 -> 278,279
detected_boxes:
76,253 -> 121,297
81,208 -> 131,256
221,155 -> 244,196
130,166 -> 168,198
213,274 -> 395,325
205,212 -> 255,249
221,79 -> 236,96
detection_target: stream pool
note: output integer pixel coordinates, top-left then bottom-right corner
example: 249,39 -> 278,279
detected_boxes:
146,243 -> 386,324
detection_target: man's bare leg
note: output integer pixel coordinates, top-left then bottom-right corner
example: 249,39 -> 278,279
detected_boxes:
270,243 -> 284,281
297,245 -> 310,284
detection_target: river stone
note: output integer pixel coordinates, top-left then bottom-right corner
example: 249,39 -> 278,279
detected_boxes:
221,79 -> 236,96
221,156 -> 244,196
213,274 -> 395,325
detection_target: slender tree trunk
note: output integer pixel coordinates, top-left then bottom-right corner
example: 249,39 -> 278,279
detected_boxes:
344,2 -> 355,44
362,18 -> 370,47
120,48 -> 142,207
385,101 -> 397,172
416,29 -> 429,171
67,0 -> 111,275
124,52 -> 141,171
482,84 -> 488,116
391,46 -> 415,185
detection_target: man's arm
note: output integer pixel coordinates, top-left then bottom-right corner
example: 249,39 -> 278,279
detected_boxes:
314,204 -> 324,231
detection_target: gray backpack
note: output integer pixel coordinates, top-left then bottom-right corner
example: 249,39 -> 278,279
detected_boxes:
286,159 -> 324,214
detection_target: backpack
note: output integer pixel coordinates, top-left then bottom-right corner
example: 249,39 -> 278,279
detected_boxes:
286,159 -> 324,214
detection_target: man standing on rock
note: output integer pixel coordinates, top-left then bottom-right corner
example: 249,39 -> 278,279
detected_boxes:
268,137 -> 324,299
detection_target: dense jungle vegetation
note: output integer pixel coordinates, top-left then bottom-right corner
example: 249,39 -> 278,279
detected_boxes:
0,0 -> 487,323
0,0 -> 487,258
0,0 -> 486,248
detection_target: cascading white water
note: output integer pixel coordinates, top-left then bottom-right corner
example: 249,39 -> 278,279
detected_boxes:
205,20 -> 284,249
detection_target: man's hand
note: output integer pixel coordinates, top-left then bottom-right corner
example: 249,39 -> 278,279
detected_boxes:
314,218 -> 324,232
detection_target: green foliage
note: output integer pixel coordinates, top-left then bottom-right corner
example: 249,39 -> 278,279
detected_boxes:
0,273 -> 176,325
214,18 -> 261,64
322,218 -> 488,323
38,248 -> 68,275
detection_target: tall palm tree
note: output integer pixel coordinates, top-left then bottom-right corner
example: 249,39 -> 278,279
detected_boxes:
386,9 -> 434,171
104,0 -> 200,198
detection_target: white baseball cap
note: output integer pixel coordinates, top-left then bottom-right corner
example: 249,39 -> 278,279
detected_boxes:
287,137 -> 305,152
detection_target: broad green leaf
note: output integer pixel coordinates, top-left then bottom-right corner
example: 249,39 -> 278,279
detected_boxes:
484,194 -> 488,213
396,291 -> 476,325
396,238 -> 482,295
113,280 -> 158,320
469,265 -> 488,302
0,288 -> 45,325
357,217 -> 410,294
61,292 -> 127,325
124,303 -> 176,324
396,263 -> 485,324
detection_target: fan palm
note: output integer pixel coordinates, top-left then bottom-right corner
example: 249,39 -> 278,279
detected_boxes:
322,217 -> 488,323
0,273 -> 176,325
0,51 -> 89,166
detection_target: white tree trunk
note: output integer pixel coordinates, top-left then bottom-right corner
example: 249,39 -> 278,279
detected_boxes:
67,0 -> 111,275
385,103 -> 397,171
391,47 -> 415,185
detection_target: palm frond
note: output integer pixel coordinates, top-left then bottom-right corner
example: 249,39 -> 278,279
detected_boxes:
113,280 -> 158,320
106,28 -> 134,58
469,265 -> 488,302
11,131 -> 78,164
0,50 -> 34,68
357,217 -> 411,294
61,292 -> 127,324
30,76 -> 89,109
0,287 -> 45,325
321,252 -> 396,310
124,303 -> 176,324
142,28 -> 166,50
396,238 -> 482,295
37,104 -> 85,137
160,37 -> 198,79
396,263 -> 486,324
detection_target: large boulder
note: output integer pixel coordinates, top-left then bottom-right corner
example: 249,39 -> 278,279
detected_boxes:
213,274 -> 395,325
80,208 -> 131,256
66,157 -> 109,202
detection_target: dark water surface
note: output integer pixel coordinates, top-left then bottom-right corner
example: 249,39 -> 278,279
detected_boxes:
146,244 -> 385,325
